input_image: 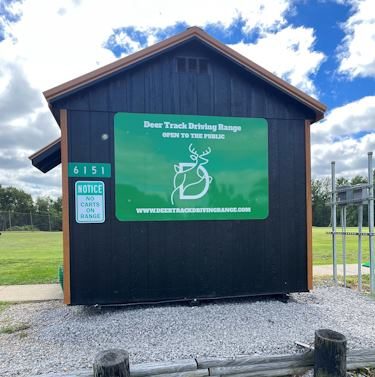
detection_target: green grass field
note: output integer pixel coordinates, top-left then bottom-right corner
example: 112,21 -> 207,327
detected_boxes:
0,232 -> 62,285
313,226 -> 370,265
0,228 -> 371,285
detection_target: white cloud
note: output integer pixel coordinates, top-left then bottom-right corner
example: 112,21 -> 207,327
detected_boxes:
0,0 -> 298,197
0,166 -> 62,198
0,110 -> 59,151
312,133 -> 375,177
311,96 -> 375,177
338,0 -> 375,78
311,96 -> 375,144
112,32 -> 143,53
0,61 -> 44,124
229,26 -> 325,97
239,1 -> 291,32
1,0 -> 293,90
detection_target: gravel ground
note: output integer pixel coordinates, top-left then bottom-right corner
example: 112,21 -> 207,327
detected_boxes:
1,286 -> 375,377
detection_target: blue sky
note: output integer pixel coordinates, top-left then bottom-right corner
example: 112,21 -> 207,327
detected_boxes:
0,0 -> 374,197
289,1 -> 373,108
101,1 -> 374,110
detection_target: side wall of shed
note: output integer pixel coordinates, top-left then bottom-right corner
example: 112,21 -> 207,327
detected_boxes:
55,40 -> 314,305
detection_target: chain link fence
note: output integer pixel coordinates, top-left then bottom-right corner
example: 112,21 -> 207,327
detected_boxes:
0,211 -> 62,231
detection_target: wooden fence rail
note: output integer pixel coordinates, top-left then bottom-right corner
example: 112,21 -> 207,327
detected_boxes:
32,330 -> 375,377
32,348 -> 375,377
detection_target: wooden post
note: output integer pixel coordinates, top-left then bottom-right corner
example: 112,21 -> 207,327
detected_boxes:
93,349 -> 130,377
314,329 -> 347,377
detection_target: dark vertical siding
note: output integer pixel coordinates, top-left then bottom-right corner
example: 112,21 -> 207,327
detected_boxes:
55,39 -> 311,305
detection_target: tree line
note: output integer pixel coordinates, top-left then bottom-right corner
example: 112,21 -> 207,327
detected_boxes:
1,173 -> 374,230
0,185 -> 62,231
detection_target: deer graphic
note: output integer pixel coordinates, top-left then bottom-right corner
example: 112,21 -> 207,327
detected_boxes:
171,144 -> 213,205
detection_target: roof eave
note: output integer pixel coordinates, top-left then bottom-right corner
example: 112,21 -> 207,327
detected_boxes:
29,137 -> 61,160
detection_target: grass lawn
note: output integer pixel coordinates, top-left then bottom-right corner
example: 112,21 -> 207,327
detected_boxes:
0,231 -> 62,285
313,226 -> 370,266
314,274 -> 371,293
0,228 -> 371,285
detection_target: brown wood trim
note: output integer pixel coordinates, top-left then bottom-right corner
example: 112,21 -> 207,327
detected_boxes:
305,120 -> 313,290
60,109 -> 71,304
28,137 -> 61,160
43,27 -> 326,117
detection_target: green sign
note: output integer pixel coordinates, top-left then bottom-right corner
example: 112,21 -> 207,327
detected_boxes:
75,181 -> 105,223
114,113 -> 268,221
68,163 -> 111,178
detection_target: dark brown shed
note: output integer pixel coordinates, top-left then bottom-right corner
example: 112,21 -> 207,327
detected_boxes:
31,27 -> 325,305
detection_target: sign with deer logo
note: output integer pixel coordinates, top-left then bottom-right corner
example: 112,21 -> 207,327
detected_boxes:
171,144 -> 212,205
114,113 -> 268,221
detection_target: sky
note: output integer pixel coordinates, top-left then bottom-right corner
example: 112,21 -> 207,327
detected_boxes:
0,0 -> 374,198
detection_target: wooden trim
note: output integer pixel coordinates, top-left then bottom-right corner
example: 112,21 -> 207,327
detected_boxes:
60,109 -> 71,304
28,137 -> 61,160
43,27 -> 326,118
305,120 -> 313,290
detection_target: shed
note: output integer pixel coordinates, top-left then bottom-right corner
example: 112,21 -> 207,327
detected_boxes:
30,27 -> 326,305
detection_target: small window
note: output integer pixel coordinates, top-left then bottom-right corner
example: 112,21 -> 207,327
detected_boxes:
199,59 -> 208,74
188,58 -> 197,72
177,58 -> 186,73
176,57 -> 209,74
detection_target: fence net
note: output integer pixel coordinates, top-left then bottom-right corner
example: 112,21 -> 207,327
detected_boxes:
0,211 -> 62,231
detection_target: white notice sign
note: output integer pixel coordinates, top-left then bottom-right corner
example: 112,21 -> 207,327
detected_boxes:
75,181 -> 105,223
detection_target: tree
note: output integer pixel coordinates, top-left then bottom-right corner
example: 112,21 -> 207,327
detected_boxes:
351,175 -> 367,185
334,175 -> 369,227
33,196 -> 62,231
0,186 -> 63,230
0,185 -> 34,212
310,173 -> 373,227
346,176 -> 368,227
50,196 -> 62,215
336,177 -> 349,187
311,178 -> 331,226
34,197 -> 52,213
48,196 -> 62,231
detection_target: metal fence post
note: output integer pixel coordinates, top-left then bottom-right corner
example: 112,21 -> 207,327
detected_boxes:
368,152 -> 374,295
331,161 -> 337,284
342,206 -> 347,287
8,210 -> 11,230
358,204 -> 363,292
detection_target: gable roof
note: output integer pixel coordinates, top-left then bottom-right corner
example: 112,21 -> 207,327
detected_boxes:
44,26 -> 326,120
32,27 -> 326,173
